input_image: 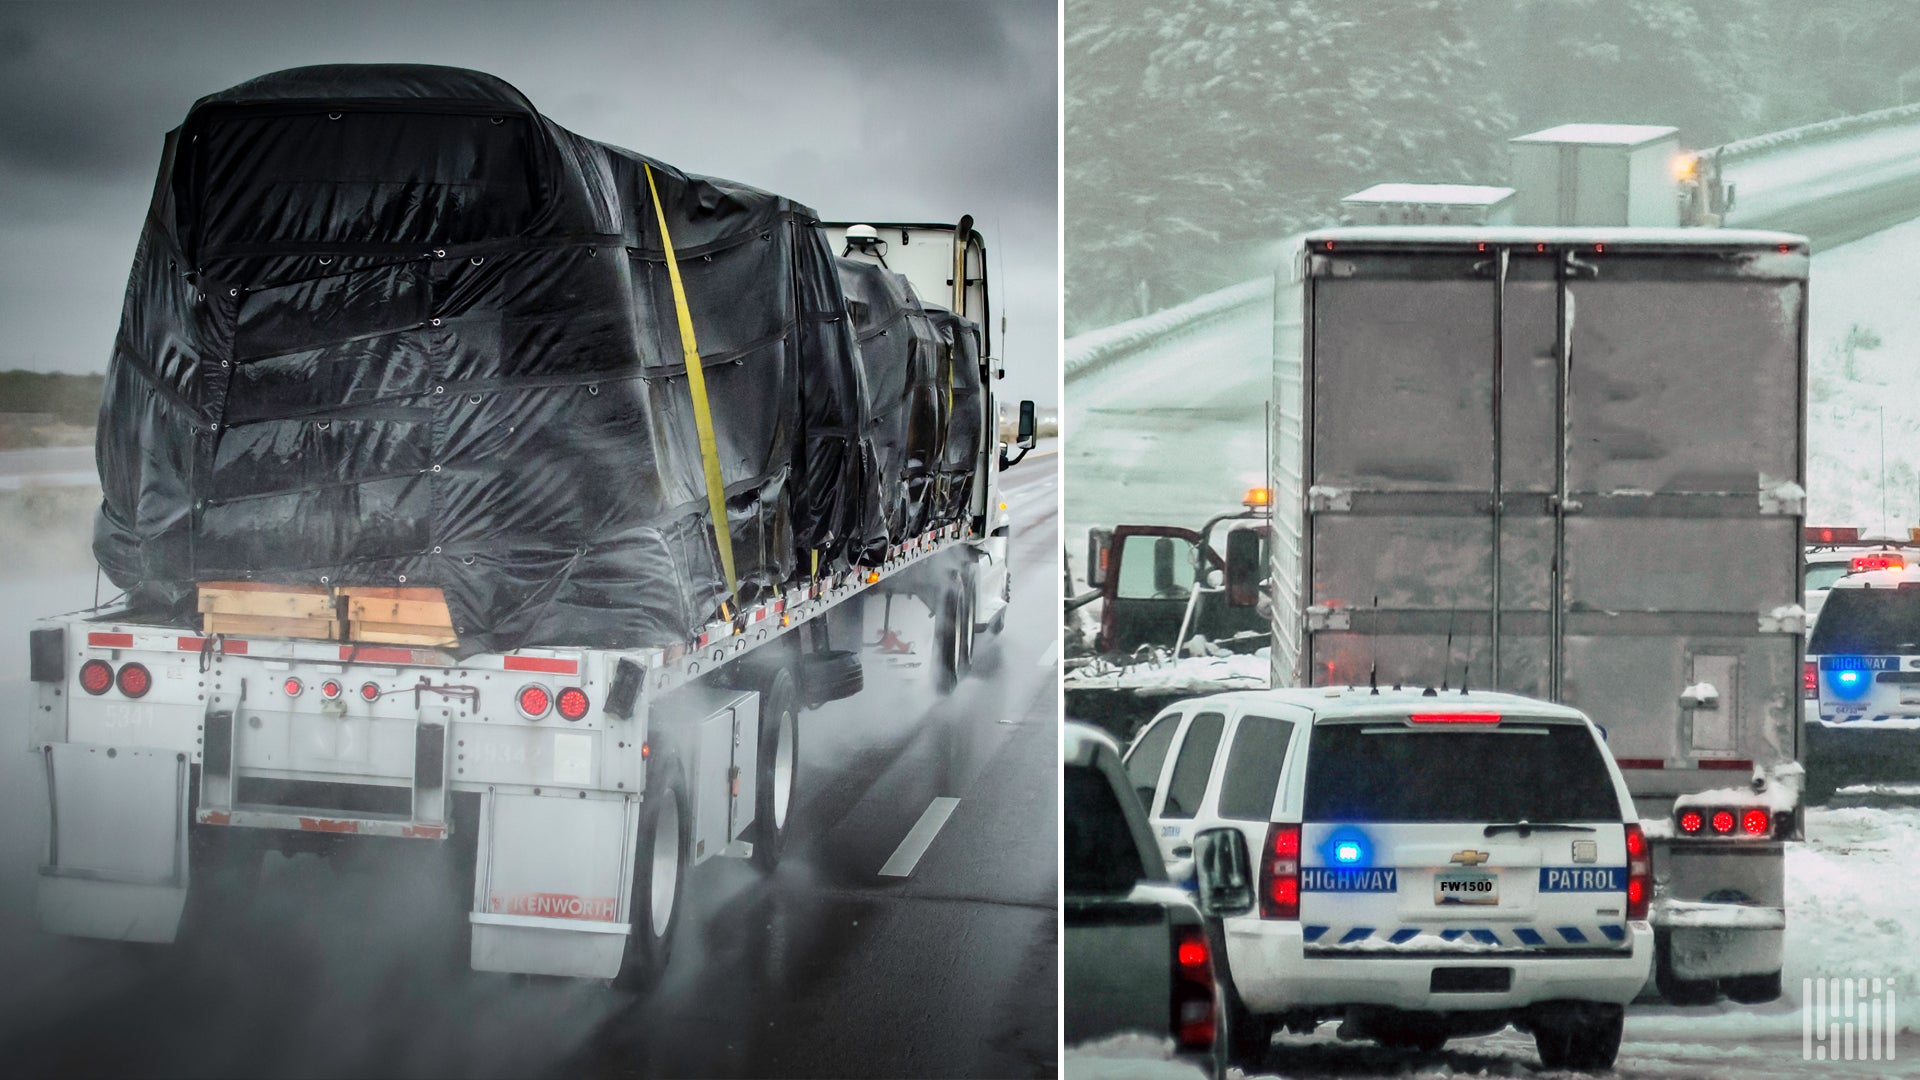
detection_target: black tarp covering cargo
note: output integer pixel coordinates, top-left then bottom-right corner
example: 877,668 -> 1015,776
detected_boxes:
925,305 -> 986,524
93,64 -> 893,654
835,257 -> 949,557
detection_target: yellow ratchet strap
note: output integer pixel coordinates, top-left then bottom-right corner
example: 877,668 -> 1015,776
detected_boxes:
645,163 -> 737,600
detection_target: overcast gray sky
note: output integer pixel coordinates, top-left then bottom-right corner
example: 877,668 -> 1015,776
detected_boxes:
0,0 -> 1058,404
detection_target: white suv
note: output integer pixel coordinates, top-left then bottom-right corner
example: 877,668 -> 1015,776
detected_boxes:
1125,688 -> 1652,1071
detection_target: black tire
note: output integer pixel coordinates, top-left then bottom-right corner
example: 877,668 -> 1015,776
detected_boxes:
1532,1003 -> 1624,1071
180,820 -> 263,943
935,590 -> 962,694
618,760 -> 689,990
1723,970 -> 1783,1004
956,579 -> 976,676
1221,981 -> 1273,1072
752,669 -> 799,872
796,648 -> 862,706
1654,931 -> 1719,1005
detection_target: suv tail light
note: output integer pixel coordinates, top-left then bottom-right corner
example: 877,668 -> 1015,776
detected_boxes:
1803,661 -> 1817,699
1170,924 -> 1216,1052
1624,823 -> 1651,920
1258,823 -> 1301,920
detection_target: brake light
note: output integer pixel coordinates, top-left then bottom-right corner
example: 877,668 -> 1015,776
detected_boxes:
1806,526 -> 1861,544
1742,808 -> 1770,835
1852,553 -> 1904,573
78,659 -> 114,695
1624,823 -> 1651,920
1711,810 -> 1735,834
1258,823 -> 1301,920
556,687 -> 590,721
283,677 -> 303,698
518,684 -> 552,719
1409,712 -> 1501,724
116,663 -> 152,699
1803,661 -> 1818,699
319,679 -> 342,700
359,681 -> 380,702
1678,810 -> 1704,834
1170,924 -> 1216,1051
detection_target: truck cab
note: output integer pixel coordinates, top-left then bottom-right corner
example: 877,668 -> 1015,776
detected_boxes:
1082,490 -> 1272,657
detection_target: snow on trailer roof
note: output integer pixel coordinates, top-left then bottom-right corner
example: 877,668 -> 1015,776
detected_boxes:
1342,183 -> 1515,206
1305,225 -> 1808,248
1511,123 -> 1678,146
1169,686 -> 1594,724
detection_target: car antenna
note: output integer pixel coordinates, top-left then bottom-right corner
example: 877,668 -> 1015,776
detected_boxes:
1368,595 -> 1379,694
1441,605 -> 1456,691
1461,663 -> 1470,695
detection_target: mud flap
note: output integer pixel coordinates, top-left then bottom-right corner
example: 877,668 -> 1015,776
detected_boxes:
36,744 -> 190,943
468,789 -> 639,978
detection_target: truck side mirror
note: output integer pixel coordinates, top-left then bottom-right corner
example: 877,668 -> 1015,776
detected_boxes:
1153,537 -> 1177,594
1724,182 -> 1736,211
1016,399 -> 1037,449
1086,528 -> 1113,589
1194,827 -> 1254,918
1225,527 -> 1264,608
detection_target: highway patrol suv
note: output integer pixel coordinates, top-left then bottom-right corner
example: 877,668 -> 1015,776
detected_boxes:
1808,564 -> 1920,723
1125,688 -> 1651,1071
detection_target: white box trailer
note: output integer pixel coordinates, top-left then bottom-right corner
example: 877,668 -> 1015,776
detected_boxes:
27,219 -> 1030,986
1340,183 -> 1516,227
1509,124 -> 1683,227
1258,226 -> 1809,1004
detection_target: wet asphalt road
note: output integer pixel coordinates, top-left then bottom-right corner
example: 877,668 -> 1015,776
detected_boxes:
0,452 -> 1060,1079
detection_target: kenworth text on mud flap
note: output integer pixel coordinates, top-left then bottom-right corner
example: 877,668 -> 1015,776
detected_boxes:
1208,228 -> 1809,1006
24,65 -> 1033,984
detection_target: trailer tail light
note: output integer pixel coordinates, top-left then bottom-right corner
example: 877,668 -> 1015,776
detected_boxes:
1711,810 -> 1735,834
518,684 -> 551,719
1805,526 -> 1861,544
283,677 -> 303,698
1258,823 -> 1301,920
359,681 -> 380,702
1803,661 -> 1818,699
116,663 -> 152,699
1851,553 -> 1904,573
1624,823 -> 1651,920
1678,810 -> 1704,834
556,687 -> 590,721
319,679 -> 343,700
1742,808 -> 1771,835
1170,924 -> 1216,1052
79,659 -> 114,695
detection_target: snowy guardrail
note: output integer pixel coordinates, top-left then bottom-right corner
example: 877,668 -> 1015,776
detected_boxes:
1068,103 -> 1920,384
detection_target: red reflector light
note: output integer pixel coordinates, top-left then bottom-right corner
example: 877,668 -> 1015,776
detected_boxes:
283,677 -> 303,697
116,663 -> 152,698
87,632 -> 134,649
1409,712 -> 1500,724
320,679 -> 342,699
1699,759 -> 1753,771
1711,810 -> 1735,834
1678,810 -> 1704,834
79,659 -> 114,695
359,682 -> 380,702
1852,553 -> 1904,573
1742,808 -> 1770,835
518,684 -> 551,718
1177,936 -> 1209,969
556,687 -> 590,721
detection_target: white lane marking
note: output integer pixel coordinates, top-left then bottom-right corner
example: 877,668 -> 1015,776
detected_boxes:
879,797 -> 960,878
1035,639 -> 1061,671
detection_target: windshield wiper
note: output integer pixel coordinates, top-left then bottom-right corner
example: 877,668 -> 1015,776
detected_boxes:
1483,821 -> 1597,838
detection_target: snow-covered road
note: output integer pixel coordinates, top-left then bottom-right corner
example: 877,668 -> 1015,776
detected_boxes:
1067,805 -> 1919,1079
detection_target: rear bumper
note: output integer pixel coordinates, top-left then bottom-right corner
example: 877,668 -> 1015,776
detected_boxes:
1225,920 -> 1652,1015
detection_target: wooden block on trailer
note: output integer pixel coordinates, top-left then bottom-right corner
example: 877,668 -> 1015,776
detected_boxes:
348,622 -> 459,648
345,596 -> 455,628
202,612 -> 340,641
198,582 -> 336,620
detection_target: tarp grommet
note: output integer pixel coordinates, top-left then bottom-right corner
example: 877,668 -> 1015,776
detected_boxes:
327,112 -> 341,121
469,256 -> 484,266
430,318 -> 442,327
432,249 -> 447,259
430,464 -> 442,474
467,394 -> 482,405
462,556 -> 476,566
398,575 -> 408,584
432,546 -> 442,555
319,575 -> 330,585
228,287 -> 240,297
318,256 -> 333,266
433,385 -> 445,394
587,385 -> 599,396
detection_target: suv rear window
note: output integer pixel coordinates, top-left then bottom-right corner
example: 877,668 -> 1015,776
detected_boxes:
1303,721 -> 1620,823
1065,764 -> 1148,895
1808,587 -> 1920,655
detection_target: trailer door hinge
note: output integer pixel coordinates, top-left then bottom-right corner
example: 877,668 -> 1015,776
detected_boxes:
1308,485 -> 1350,513
1305,605 -> 1351,631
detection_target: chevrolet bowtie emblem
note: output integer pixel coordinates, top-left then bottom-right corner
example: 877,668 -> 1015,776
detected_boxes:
1450,850 -> 1490,866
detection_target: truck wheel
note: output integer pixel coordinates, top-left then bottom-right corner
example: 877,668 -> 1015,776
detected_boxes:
1531,1003 -> 1623,1071
1222,981 -> 1272,1071
618,762 -> 688,990
1654,932 -> 1719,1005
752,669 -> 799,872
796,648 -> 862,706
935,591 -> 962,694
1723,970 -> 1783,1004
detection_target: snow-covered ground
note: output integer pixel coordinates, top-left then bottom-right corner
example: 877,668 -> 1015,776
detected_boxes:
1066,807 -> 1920,1079
1805,214 -> 1920,529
